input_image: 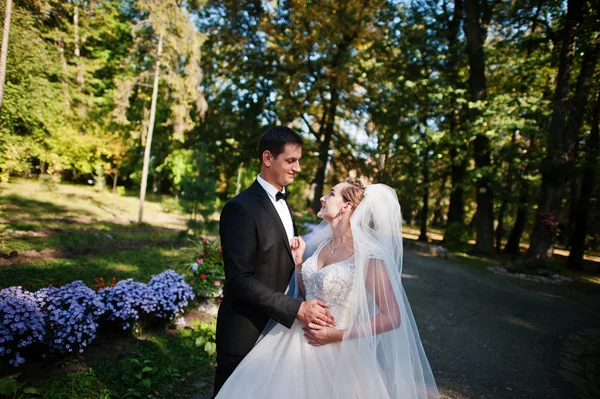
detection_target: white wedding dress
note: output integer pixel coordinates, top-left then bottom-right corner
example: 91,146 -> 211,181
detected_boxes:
215,241 -> 391,398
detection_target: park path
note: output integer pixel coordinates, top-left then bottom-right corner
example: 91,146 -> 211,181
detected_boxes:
404,250 -> 600,399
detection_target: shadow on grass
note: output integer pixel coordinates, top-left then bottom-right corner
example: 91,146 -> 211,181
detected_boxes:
0,194 -> 95,221
0,246 -> 192,290
2,218 -> 186,253
185,219 -> 219,238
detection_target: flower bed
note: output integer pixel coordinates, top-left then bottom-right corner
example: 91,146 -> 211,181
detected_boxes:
188,239 -> 224,299
0,287 -> 46,366
0,270 -> 194,367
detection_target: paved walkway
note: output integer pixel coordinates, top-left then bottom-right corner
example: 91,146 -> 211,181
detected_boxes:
404,251 -> 600,398
196,251 -> 600,399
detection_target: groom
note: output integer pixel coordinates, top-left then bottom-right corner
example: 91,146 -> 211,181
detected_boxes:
213,126 -> 335,396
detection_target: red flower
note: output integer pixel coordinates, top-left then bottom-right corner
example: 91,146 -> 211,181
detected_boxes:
189,280 -> 195,285
217,248 -> 222,253
200,274 -> 207,280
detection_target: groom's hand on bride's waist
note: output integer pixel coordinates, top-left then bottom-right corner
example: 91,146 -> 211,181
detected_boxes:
296,299 -> 335,328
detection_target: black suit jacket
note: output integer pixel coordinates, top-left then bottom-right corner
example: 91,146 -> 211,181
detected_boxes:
216,180 -> 301,357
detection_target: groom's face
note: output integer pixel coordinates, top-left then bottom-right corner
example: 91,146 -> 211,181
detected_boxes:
265,143 -> 302,189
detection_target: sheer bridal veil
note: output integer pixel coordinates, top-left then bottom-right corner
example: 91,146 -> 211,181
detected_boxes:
303,184 -> 439,399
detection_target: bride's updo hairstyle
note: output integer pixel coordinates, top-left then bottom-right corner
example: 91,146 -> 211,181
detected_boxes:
341,177 -> 366,209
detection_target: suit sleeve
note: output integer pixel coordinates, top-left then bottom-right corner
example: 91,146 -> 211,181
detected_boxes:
220,201 -> 301,328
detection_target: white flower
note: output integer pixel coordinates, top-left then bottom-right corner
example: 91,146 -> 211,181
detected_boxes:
191,263 -> 198,273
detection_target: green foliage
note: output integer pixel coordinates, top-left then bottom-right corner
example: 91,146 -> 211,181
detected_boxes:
29,332 -> 214,399
0,374 -> 41,398
444,223 -> 472,252
38,174 -> 59,191
183,239 -> 224,298
1,0 -> 598,259
178,319 -> 217,358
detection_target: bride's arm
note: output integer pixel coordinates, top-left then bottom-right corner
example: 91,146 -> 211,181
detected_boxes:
366,258 -> 401,331
343,258 -> 401,339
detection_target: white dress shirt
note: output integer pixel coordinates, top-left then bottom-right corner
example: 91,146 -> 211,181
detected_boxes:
257,175 -> 294,243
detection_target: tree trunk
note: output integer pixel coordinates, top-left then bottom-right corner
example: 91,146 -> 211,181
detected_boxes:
73,3 -> 84,91
311,86 -> 338,214
433,174 -> 447,226
73,2 -> 85,118
495,200 -> 507,254
445,0 -> 465,226
568,87 -> 600,269
0,0 -> 12,118
138,33 -> 163,224
566,175 -> 580,248
463,0 -> 495,256
112,170 -> 118,194
447,145 -> 466,225
566,43 -> 599,248
504,181 -> 529,255
527,0 -> 587,260
418,144 -> 430,242
56,30 -> 71,112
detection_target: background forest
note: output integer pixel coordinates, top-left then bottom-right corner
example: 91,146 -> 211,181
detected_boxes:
1,0 -> 599,269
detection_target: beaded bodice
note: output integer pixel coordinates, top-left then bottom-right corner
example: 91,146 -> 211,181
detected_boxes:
301,242 -> 355,327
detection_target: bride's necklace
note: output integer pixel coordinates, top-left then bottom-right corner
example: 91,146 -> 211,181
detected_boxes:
329,240 -> 345,254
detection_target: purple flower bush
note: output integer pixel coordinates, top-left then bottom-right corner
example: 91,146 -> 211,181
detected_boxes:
40,281 -> 106,354
0,269 -> 194,367
148,270 -> 195,320
0,287 -> 46,366
100,279 -> 157,330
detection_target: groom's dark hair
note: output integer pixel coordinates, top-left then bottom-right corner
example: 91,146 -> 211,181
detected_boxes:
257,126 -> 303,164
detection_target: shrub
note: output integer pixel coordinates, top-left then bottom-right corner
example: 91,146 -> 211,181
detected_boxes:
100,279 -> 158,330
444,222 -> 472,252
0,287 -> 46,366
39,281 -> 106,354
178,319 -> 216,358
188,239 -> 224,298
148,271 -> 195,320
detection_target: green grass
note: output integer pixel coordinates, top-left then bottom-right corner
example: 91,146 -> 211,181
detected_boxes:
0,246 -> 194,291
11,330 -> 215,399
0,179 -> 217,397
451,253 -> 503,271
0,179 -> 218,290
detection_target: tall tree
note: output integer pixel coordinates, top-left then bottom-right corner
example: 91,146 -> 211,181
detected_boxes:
568,85 -> 600,269
114,0 -> 206,223
0,0 -> 13,117
462,0 -> 495,256
444,0 -> 468,226
527,0 -> 587,260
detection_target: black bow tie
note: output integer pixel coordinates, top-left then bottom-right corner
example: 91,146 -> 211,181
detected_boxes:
276,191 -> 289,201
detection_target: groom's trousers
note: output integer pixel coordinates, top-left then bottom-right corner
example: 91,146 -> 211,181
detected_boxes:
213,351 -> 245,398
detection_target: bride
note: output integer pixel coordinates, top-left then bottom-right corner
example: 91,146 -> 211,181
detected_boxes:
215,178 -> 438,398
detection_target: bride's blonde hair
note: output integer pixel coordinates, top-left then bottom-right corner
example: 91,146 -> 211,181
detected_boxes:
341,177 -> 366,209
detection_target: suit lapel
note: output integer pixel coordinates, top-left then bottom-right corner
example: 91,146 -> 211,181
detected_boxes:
250,181 -> 294,261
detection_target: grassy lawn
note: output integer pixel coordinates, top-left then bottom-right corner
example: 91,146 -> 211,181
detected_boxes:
0,179 -> 219,290
2,330 -> 215,399
0,247 -> 191,291
0,179 -> 217,398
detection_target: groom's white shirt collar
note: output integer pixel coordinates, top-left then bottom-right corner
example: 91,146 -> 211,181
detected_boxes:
257,174 -> 285,200
256,174 -> 294,242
